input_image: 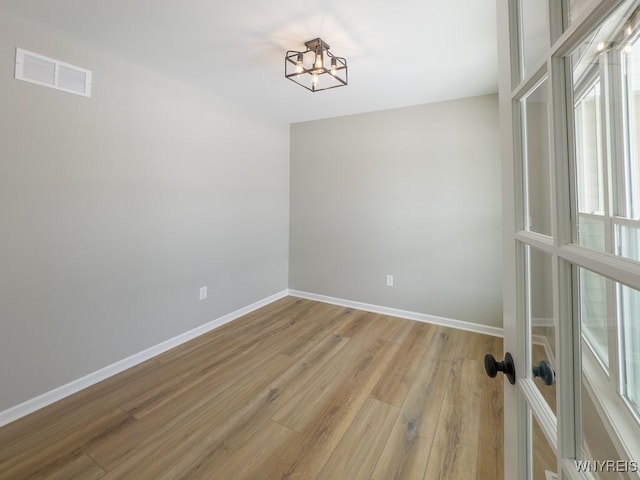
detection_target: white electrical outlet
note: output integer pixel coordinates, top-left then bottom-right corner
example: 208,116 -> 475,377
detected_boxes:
386,275 -> 394,287
199,286 -> 208,300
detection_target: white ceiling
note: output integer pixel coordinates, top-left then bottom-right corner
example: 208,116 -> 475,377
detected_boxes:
1,0 -> 498,124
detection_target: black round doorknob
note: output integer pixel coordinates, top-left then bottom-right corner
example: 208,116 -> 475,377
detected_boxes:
484,352 -> 516,385
532,360 -> 555,386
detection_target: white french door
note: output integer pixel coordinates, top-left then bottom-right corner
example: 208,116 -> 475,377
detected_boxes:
498,0 -> 640,479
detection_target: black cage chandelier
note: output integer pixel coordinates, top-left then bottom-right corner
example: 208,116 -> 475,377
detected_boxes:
285,38 -> 348,92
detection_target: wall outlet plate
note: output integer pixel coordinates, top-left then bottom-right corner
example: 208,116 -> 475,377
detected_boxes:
385,275 -> 394,287
199,286 -> 208,300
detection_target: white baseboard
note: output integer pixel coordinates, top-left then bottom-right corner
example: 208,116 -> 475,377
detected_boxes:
288,289 -> 504,338
0,289 -> 289,428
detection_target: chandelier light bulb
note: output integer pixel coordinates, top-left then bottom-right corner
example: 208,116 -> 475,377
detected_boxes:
295,54 -> 303,73
330,58 -> 337,75
315,50 -> 324,69
312,73 -> 319,86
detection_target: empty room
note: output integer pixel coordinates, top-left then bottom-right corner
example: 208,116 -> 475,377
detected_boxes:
1,1 -> 639,479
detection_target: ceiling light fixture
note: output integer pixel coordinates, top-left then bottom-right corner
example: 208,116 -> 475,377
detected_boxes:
285,38 -> 347,92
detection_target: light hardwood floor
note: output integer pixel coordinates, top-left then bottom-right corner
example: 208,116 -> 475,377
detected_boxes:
0,297 -> 504,479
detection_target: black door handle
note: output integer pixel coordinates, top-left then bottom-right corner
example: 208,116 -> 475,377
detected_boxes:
484,352 -> 516,385
533,360 -> 555,386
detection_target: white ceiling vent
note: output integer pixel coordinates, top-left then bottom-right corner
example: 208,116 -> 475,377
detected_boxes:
15,48 -> 92,97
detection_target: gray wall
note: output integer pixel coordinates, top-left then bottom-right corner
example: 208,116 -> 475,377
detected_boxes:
0,12 -> 289,411
289,95 -> 503,327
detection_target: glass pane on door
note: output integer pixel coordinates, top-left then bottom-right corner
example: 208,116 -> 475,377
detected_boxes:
572,37 -> 607,254
531,408 -> 558,479
567,0 -> 592,28
522,78 -> 553,236
619,283 -> 640,417
519,0 -> 549,78
569,2 -> 640,262
576,265 -> 639,476
612,34 -> 640,264
622,35 -> 640,221
575,81 -> 604,216
578,267 -> 610,370
615,222 -> 640,261
579,390 -> 627,478
527,245 -> 556,411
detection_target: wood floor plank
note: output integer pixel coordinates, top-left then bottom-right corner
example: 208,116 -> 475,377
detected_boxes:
217,297 -> 321,342
198,296 -> 301,340
119,334 -> 245,417
264,339 -> 399,479
85,310 -> 342,470
371,321 -> 436,407
279,304 -> 351,358
0,408 -> 128,480
317,397 -> 399,480
371,358 -> 451,480
0,298 -> 504,480
30,453 -> 106,480
423,358 -> 483,480
124,304 -> 323,420
0,358 -> 161,466
98,354 -> 296,479
365,313 -> 415,344
86,348 -> 298,471
141,333 -> 351,479
151,296 -> 300,365
203,420 -> 299,480
271,316 -> 392,432
332,308 -> 375,338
